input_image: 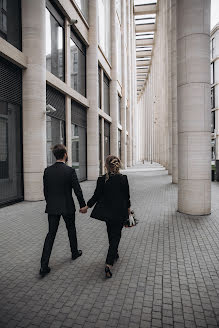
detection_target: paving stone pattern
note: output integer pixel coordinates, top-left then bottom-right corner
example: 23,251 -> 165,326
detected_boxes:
1,168 -> 219,327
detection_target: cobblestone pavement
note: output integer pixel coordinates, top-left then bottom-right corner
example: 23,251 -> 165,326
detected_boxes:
1,166 -> 219,328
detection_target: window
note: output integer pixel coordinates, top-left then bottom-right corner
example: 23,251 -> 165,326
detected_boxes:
0,101 -> 23,205
116,17 -> 122,82
104,121 -> 110,159
46,2 -> 64,81
98,66 -> 102,109
211,111 -> 215,134
46,116 -> 65,166
99,117 -> 102,175
212,38 -> 215,59
211,87 -> 215,109
118,129 -> 121,160
103,73 -> 110,115
98,0 -> 111,61
71,100 -> 87,181
70,31 -> 86,96
211,62 -> 215,85
0,0 -> 21,50
74,0 -> 89,22
118,95 -> 121,124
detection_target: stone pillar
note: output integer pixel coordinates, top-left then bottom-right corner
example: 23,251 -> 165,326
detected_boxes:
121,0 -> 127,168
167,0 -> 172,174
126,0 -> 132,167
22,0 -> 46,201
171,0 -> 178,183
177,0 -> 211,215
87,0 -> 99,179
65,19 -> 72,167
110,0 -> 118,156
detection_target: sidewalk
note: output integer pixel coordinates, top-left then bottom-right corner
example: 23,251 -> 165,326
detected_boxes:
0,166 -> 219,328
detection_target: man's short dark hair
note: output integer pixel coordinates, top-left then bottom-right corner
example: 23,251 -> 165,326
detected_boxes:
52,144 -> 67,160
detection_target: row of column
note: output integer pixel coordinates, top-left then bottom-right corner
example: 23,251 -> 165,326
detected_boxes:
137,0 -> 211,215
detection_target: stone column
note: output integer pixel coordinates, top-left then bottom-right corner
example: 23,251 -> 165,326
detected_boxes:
177,0 -> 211,215
87,0 -> 99,179
121,0 -> 127,168
110,0 -> 118,156
171,0 -> 178,183
126,0 -> 132,167
65,19 -> 72,167
22,0 -> 46,201
167,0 -> 172,174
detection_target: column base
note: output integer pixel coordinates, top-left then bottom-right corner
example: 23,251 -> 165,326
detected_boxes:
24,172 -> 44,201
178,179 -> 211,215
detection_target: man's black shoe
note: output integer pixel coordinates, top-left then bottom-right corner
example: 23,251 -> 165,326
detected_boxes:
39,267 -> 51,277
72,250 -> 82,260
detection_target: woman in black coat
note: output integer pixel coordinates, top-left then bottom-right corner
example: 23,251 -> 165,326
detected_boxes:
84,155 -> 131,278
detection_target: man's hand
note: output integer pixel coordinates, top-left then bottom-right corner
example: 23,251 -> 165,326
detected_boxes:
80,206 -> 88,214
128,208 -> 131,215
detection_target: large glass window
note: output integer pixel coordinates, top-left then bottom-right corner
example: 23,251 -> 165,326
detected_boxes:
211,111 -> 215,134
211,62 -> 215,85
71,101 -> 87,181
212,38 -> 215,59
104,121 -> 110,160
46,116 -> 65,166
98,0 -> 111,61
70,31 -> 86,96
118,95 -> 121,124
118,129 -> 121,160
99,117 -> 102,175
117,18 -> 122,82
0,0 -> 21,50
46,2 -> 64,81
0,101 -> 23,205
211,87 -> 215,109
103,73 -> 110,115
74,0 -> 89,22
98,66 -> 102,109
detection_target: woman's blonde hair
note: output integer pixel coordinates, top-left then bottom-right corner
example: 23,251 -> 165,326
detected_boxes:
105,155 -> 122,181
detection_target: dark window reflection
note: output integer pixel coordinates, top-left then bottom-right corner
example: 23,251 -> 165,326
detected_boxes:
46,116 -> 65,166
104,74 -> 110,115
70,31 -> 86,96
118,95 -> 121,124
0,0 -> 21,50
98,66 -> 101,109
99,117 -> 102,175
104,120 -> 110,159
46,5 -> 64,81
118,129 -> 121,160
0,101 -> 23,205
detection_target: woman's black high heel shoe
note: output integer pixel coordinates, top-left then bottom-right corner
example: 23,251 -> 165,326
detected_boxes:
105,266 -> 112,278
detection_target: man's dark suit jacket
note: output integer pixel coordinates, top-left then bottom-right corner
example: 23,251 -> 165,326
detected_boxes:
87,173 -> 131,223
43,162 -> 86,215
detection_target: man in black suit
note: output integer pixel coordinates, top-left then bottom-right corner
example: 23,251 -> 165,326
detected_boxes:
40,144 -> 87,277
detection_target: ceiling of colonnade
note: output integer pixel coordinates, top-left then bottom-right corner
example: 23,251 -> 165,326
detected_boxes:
134,0 -> 158,97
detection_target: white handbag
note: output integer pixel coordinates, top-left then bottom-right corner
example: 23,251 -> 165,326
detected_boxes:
124,211 -> 138,227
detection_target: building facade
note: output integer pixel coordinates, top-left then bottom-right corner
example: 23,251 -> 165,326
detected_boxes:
0,0 -> 137,206
210,23 -> 219,180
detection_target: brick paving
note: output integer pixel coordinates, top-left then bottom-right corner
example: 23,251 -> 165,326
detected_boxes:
1,165 -> 219,328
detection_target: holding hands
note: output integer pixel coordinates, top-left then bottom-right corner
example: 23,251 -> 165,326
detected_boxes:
80,205 -> 89,214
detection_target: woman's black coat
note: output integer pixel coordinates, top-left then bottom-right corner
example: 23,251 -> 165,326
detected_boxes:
87,174 -> 131,223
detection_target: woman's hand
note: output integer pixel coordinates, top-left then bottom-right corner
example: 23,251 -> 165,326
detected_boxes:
80,206 -> 89,214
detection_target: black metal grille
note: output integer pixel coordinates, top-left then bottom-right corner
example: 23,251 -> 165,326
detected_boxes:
0,56 -> 22,105
46,84 -> 65,120
71,100 -> 87,128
